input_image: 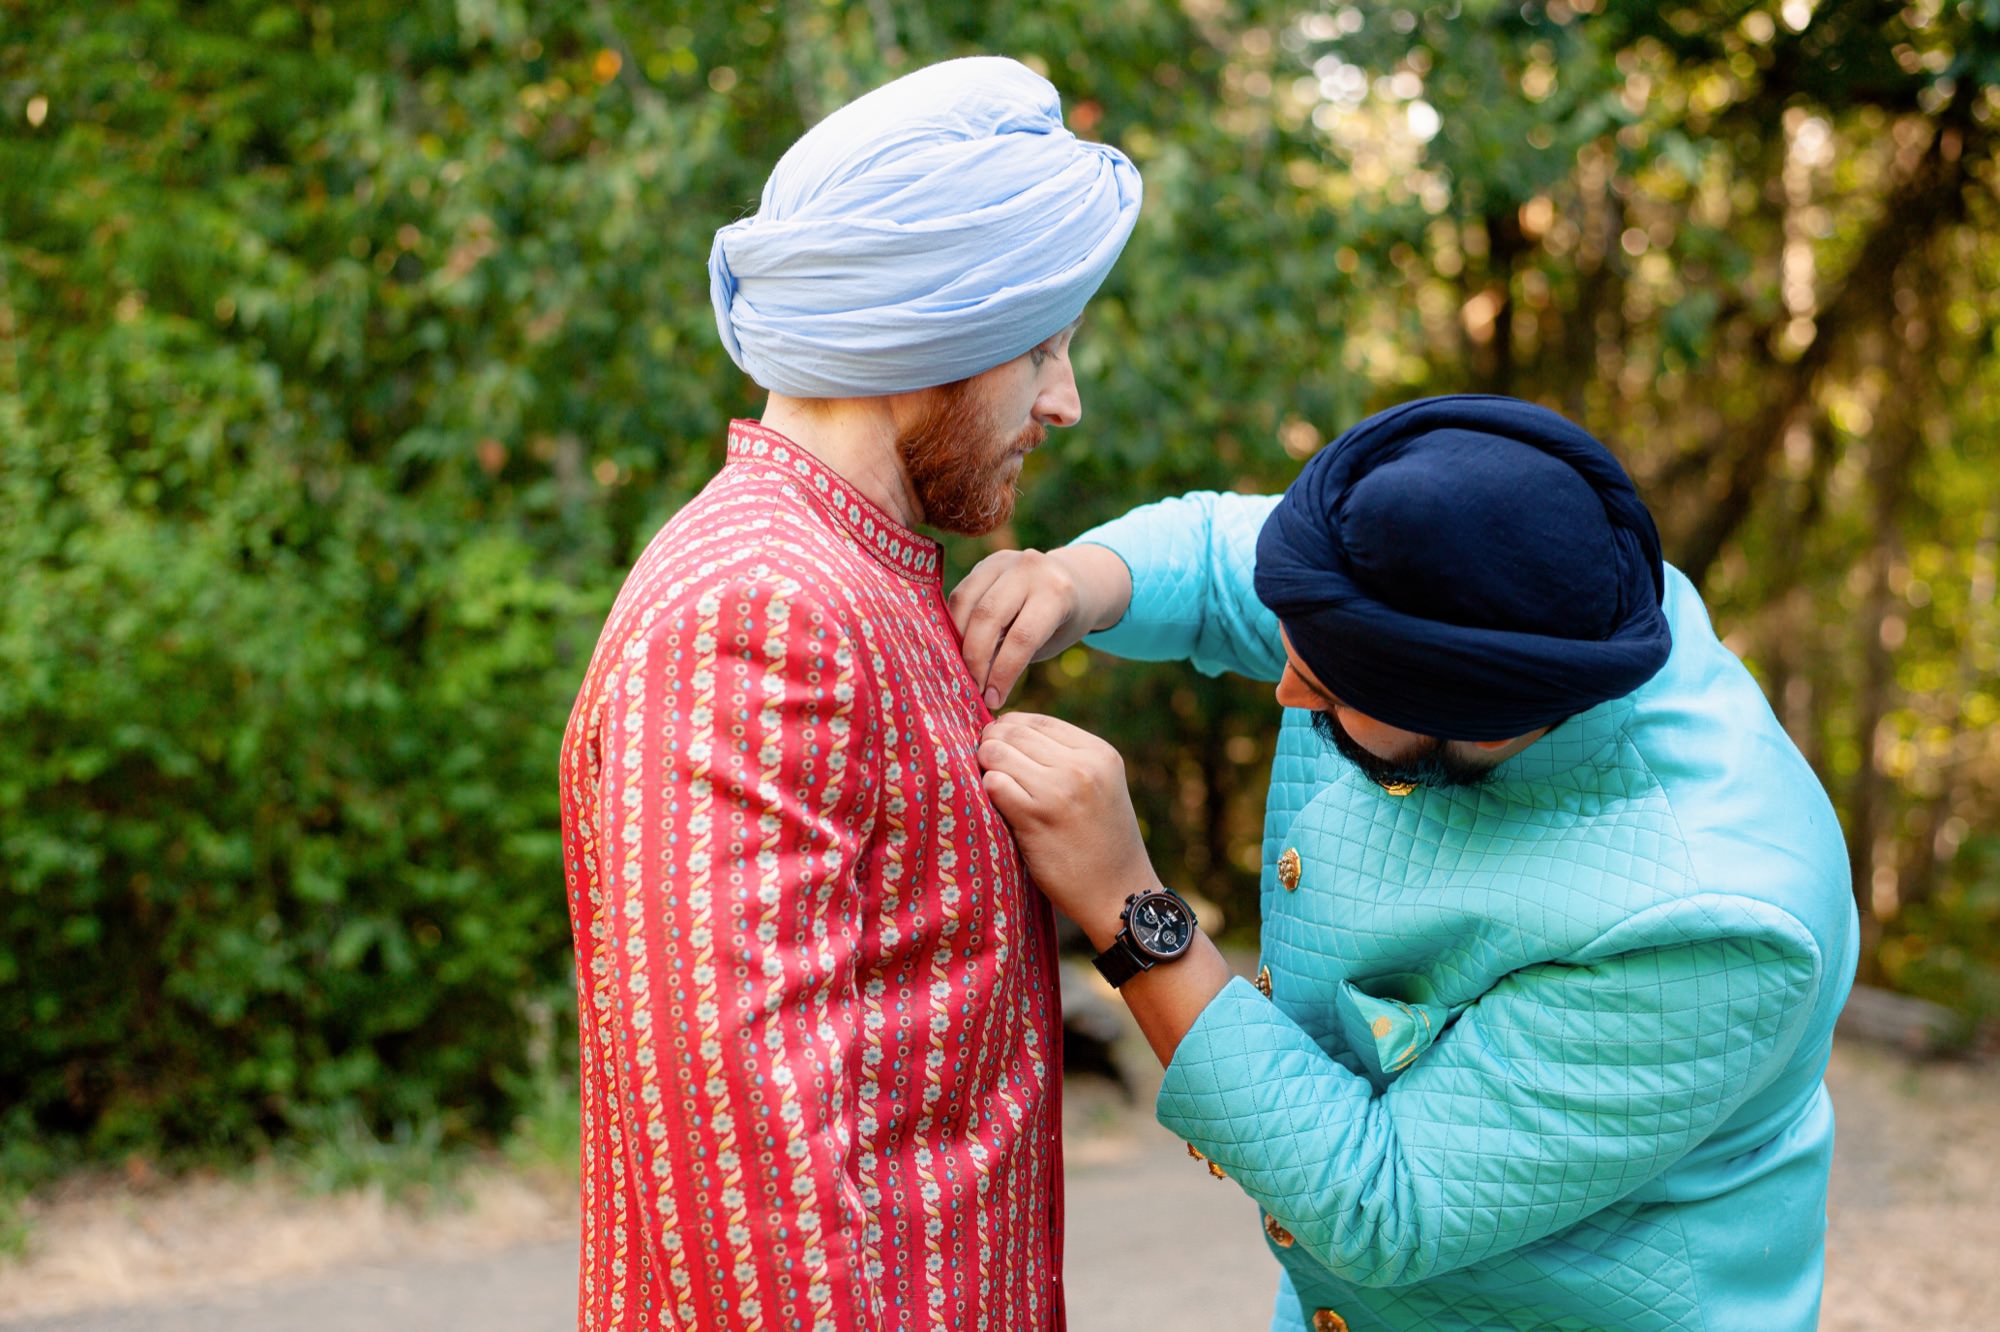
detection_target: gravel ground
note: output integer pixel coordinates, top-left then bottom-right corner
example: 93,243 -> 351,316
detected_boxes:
2,1038 -> 1995,1331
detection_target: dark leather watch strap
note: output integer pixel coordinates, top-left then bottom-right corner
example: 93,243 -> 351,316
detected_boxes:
1091,936 -> 1151,989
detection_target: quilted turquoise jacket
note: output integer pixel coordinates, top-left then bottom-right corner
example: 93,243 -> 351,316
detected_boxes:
1078,492 -> 1858,1332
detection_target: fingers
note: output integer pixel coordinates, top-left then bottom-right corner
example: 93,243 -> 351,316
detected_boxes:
946,552 -> 1015,638
978,726 -> 1056,825
954,564 -> 1034,708
982,598 -> 1069,707
977,717 -> 1061,777
981,713 -> 1125,816
979,767 -> 1035,821
983,721 -> 1073,773
961,551 -> 1089,707
989,710 -> 1100,751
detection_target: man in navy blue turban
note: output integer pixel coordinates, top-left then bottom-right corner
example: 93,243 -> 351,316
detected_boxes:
560,56 -> 1140,1329
957,395 -> 1856,1332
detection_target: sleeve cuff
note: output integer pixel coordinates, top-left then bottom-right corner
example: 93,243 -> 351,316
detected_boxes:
1156,975 -> 1314,1148
1071,522 -> 1205,661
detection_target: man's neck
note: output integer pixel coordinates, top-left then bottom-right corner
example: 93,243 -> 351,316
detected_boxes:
760,393 -> 924,529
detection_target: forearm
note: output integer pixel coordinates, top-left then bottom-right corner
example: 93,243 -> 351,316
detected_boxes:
599,577 -> 889,1324
1076,491 -> 1287,680
1073,892 -> 1232,1067
1155,919 -> 1823,1287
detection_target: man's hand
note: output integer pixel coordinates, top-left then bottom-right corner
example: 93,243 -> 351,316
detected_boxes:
979,710 -> 1233,1067
976,711 -> 1154,948
948,544 -> 1134,710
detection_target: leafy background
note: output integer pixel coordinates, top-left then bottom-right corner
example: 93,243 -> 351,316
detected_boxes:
3,0 -> 1997,1167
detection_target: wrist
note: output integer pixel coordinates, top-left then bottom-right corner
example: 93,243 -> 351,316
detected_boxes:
1087,883 -> 1206,995
1078,875 -> 1177,954
1055,542 -> 1134,633
1080,909 -> 1125,956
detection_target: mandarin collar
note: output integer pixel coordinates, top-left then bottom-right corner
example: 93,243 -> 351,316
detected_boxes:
724,419 -> 943,584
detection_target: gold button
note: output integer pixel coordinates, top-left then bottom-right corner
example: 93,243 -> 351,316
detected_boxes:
1277,847 -> 1302,891
1207,1160 -> 1227,1179
1263,1213 -> 1295,1248
1376,778 -> 1416,796
1186,1141 -> 1205,1161
1313,1311 -> 1350,1332
1255,965 -> 1273,999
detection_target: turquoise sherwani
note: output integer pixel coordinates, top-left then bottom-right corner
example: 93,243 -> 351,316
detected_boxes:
1079,493 -> 1858,1332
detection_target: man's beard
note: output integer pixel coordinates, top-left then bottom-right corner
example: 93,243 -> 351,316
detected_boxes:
896,379 -> 1046,536
1311,709 -> 1494,790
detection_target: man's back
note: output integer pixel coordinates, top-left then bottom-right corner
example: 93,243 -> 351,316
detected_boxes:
559,422 -> 1065,1330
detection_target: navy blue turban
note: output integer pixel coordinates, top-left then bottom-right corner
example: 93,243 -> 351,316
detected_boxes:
1254,395 -> 1672,741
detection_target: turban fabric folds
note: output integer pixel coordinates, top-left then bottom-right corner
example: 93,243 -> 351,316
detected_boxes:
709,57 -> 1143,398
1255,395 -> 1672,741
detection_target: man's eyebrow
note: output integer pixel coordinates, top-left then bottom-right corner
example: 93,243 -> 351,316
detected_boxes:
1036,318 -> 1082,353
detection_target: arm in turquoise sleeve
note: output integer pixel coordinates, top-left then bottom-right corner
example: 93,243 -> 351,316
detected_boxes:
1074,492 -> 1288,682
1155,896 -> 1823,1288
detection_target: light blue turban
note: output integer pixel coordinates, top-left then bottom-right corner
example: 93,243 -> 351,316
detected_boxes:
708,56 -> 1143,398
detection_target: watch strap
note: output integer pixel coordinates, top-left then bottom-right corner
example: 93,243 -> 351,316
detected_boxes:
1091,936 -> 1152,989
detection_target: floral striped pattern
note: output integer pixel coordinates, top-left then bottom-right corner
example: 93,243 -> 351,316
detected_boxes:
560,422 -> 1065,1330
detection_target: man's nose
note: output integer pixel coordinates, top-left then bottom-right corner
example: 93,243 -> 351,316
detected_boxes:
1035,360 -> 1082,428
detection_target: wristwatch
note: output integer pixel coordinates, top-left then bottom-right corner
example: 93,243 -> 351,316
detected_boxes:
1091,888 -> 1198,988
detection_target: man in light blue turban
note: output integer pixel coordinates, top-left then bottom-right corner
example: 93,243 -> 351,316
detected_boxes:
561,55 -> 1140,1331
712,55 -> 1141,402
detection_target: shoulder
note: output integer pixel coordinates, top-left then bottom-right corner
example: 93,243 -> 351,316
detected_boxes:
585,525 -> 877,724
623,566 -> 870,679
619,475 -> 876,637
1618,567 -> 1852,959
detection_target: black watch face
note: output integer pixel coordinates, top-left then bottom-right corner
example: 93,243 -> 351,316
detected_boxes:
1129,892 -> 1194,960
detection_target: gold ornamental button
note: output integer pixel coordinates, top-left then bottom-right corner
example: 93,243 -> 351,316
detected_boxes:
1207,1160 -> 1227,1180
1376,778 -> 1417,796
1312,1311 -> 1350,1332
1185,1142 -> 1206,1161
1277,847 -> 1302,891
1255,965 -> 1273,999
1263,1213 -> 1295,1248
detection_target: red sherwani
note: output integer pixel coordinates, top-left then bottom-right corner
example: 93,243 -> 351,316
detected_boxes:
559,421 -> 1066,1331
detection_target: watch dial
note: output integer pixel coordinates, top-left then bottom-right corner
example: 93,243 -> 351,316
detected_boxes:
1131,895 -> 1193,957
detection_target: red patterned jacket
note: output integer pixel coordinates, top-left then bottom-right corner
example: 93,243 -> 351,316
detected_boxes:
559,422 -> 1066,1330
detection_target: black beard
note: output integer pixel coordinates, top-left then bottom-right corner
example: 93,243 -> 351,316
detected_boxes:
1311,709 -> 1494,790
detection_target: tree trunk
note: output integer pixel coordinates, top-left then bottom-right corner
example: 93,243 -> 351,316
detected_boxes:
1675,112 -> 1982,591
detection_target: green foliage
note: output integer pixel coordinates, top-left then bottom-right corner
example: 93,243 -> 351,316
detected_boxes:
1883,835 -> 2000,1023
0,1189 -> 27,1263
4,0 -> 1999,1166
0,1 -> 649,1157
287,1106 -> 459,1205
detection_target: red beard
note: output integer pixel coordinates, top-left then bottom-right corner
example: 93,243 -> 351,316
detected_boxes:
897,380 -> 1047,536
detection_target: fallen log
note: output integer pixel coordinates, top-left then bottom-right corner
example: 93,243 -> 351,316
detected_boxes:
1836,983 -> 1971,1057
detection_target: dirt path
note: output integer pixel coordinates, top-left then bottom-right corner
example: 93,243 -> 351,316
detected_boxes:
1820,1042 -> 2000,1330
2,1040 -> 1995,1330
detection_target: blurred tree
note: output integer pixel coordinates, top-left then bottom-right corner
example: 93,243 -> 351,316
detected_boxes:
2,0 -> 1997,1160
